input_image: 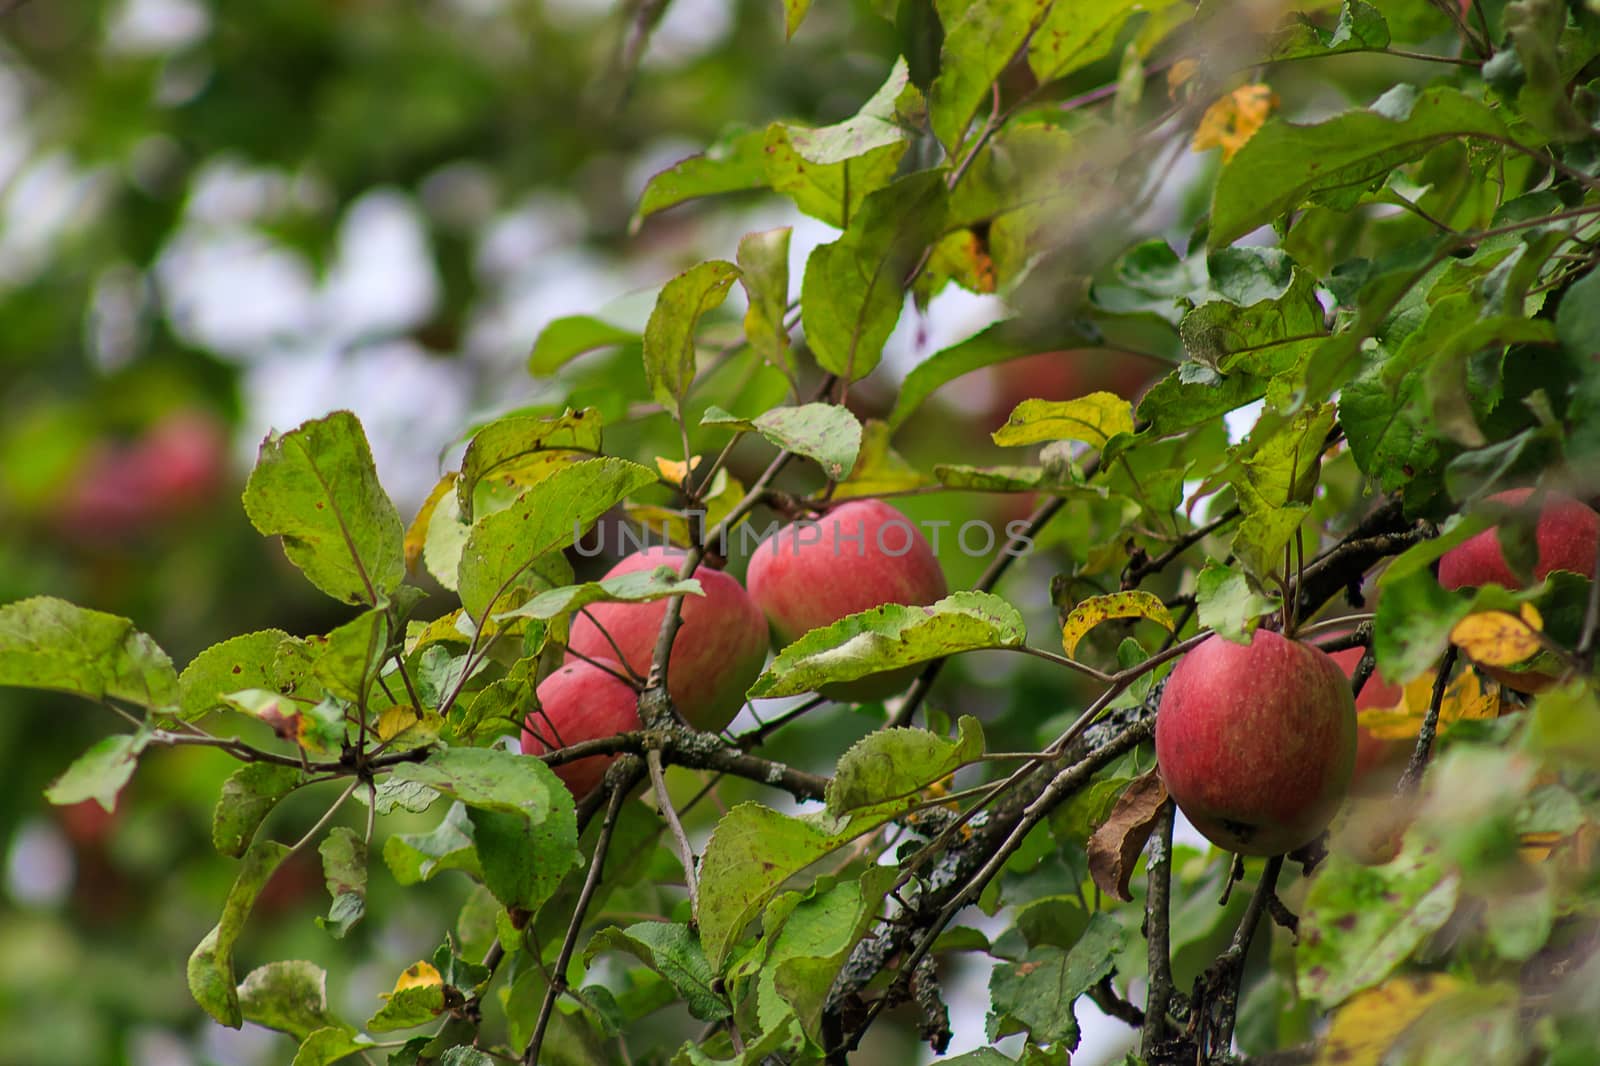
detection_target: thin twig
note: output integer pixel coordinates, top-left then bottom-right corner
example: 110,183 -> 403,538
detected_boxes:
523,773 -> 635,1066
1397,646 -> 1458,793
647,748 -> 699,913
1140,801 -> 1176,1055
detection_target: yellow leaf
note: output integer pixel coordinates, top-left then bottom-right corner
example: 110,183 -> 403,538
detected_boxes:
992,393 -> 1135,449
655,455 -> 702,486
405,473 -> 458,572
1518,830 -> 1564,864
1193,84 -> 1278,163
387,961 -> 442,998
1166,58 -> 1199,99
1314,973 -> 1460,1066
1450,607 -> 1544,667
1358,668 -> 1499,740
1061,591 -> 1174,658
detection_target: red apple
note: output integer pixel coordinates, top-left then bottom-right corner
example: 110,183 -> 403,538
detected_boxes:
1156,630 -> 1357,856
565,546 -> 768,732
1437,488 -> 1598,692
521,658 -> 641,798
1327,647 -> 1410,783
56,410 -> 228,542
1437,488 -> 1599,591
745,499 -> 948,701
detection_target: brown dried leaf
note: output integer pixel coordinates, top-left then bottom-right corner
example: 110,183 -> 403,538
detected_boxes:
1088,769 -> 1169,902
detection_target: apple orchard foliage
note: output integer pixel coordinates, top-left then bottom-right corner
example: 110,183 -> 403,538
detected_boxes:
9,1 -> 1600,1064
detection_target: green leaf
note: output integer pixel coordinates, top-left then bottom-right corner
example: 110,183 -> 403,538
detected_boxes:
188,840 -> 291,1027
987,915 -> 1126,1045
800,171 -> 947,381
456,408 -> 605,520
763,866 -> 897,1042
467,793 -> 580,913
368,978 -> 446,1032
633,128 -> 770,228
1235,402 -> 1337,512
1060,591 -> 1173,657
1029,0 -> 1180,83
702,403 -> 863,480
457,457 -> 657,620
782,0 -> 811,38
835,420 -> 933,499
1374,567 -> 1471,683
0,597 -> 178,711
698,805 -> 866,968
736,227 -> 794,373
930,0 -> 1053,152
1266,0 -> 1389,61
1178,261 -> 1325,376
439,1050 -> 496,1066
748,591 -> 1027,698
384,802 -> 482,885
243,411 -> 406,606
1231,503 -> 1311,580
890,318 -> 1099,430
496,569 -> 703,622
1297,844 -> 1461,1006
389,747 -> 580,910
826,715 -> 984,817
992,394 -> 1135,449
44,730 -> 150,811
213,763 -> 306,858
311,606 -> 390,705
1556,263 -> 1600,361
386,746 -> 559,815
1196,561 -> 1276,644
643,260 -> 741,415
317,826 -> 367,938
586,923 -> 729,1022
238,961 -> 350,1041
763,60 -> 915,226
1137,367 -> 1270,438
1209,85 -> 1508,248
179,630 -> 291,721
290,1027 -> 377,1066
528,315 -> 640,376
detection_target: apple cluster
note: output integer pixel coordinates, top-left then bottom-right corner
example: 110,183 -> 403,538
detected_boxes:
521,499 -> 947,796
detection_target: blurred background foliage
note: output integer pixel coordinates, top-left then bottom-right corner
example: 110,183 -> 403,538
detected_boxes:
0,0 -> 1453,1062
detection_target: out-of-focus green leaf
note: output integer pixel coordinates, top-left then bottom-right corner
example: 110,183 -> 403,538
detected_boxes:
0,597 -> 178,711
1210,86 -> 1508,247
528,316 -> 641,376
586,923 -> 729,1021
1298,844 -> 1461,1006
